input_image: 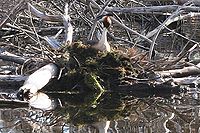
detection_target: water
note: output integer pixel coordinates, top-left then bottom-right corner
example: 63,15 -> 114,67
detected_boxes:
0,83 -> 199,133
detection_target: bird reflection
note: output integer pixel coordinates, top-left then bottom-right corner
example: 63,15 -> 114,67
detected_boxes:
28,92 -> 57,110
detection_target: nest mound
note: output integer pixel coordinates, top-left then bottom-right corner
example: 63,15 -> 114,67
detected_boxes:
53,42 -> 140,91
45,42 -> 181,96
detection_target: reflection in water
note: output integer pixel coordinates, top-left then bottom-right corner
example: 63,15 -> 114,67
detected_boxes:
29,92 -> 57,110
1,84 -> 200,132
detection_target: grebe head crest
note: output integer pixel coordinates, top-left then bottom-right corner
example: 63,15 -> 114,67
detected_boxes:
96,14 -> 113,28
103,16 -> 111,28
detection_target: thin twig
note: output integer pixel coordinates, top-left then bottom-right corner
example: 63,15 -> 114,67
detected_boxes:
87,0 -> 113,40
0,0 -> 25,28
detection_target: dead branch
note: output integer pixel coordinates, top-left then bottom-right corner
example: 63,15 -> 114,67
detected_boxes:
18,63 -> 59,96
0,75 -> 25,90
106,5 -> 200,14
28,3 -> 63,22
0,75 -> 26,81
146,12 -> 200,39
157,63 -> 200,78
0,0 -> 25,28
0,51 -> 27,65
164,76 -> 200,85
110,17 -> 154,44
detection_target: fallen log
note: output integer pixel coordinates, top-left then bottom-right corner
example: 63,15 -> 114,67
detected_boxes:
106,5 -> 200,14
164,76 -> 200,85
0,75 -> 25,90
157,63 -> 200,78
0,51 -> 26,65
17,63 -> 59,100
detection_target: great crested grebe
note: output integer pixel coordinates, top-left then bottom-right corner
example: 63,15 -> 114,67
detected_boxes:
90,15 -> 112,52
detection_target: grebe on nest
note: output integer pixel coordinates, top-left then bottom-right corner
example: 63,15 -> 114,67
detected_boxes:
88,14 -> 112,52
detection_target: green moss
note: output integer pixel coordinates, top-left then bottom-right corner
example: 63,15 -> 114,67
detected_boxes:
80,73 -> 104,106
84,73 -> 104,92
69,42 -> 99,64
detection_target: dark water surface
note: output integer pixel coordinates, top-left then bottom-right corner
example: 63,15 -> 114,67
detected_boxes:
0,85 -> 199,133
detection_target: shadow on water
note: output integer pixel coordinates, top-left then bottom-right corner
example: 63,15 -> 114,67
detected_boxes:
1,82 -> 199,133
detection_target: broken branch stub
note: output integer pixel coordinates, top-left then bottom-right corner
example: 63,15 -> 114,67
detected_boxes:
17,63 -> 59,100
